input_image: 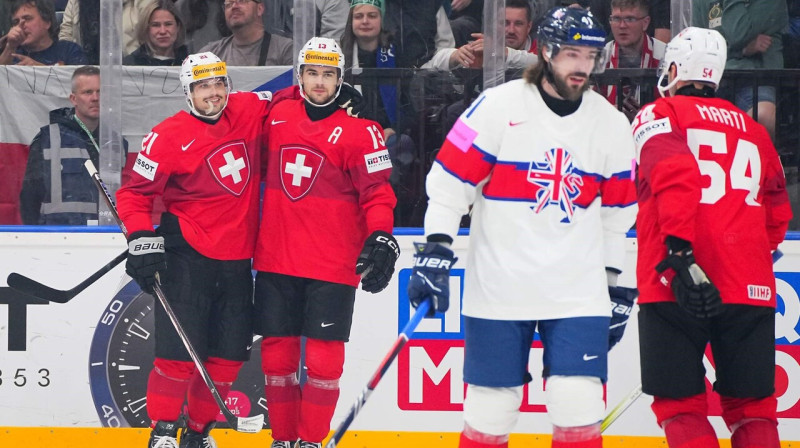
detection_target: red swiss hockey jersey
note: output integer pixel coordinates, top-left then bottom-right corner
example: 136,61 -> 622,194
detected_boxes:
117,91 -> 273,260
253,98 -> 396,286
633,94 -> 792,307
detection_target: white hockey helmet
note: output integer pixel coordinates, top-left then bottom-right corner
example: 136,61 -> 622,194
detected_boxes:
296,37 -> 345,107
180,52 -> 231,119
658,27 -> 727,97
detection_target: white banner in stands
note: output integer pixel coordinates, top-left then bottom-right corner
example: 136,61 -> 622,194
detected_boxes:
0,232 -> 799,441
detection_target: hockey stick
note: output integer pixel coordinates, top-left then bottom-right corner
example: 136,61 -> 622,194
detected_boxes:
324,299 -> 432,448
84,161 -> 264,433
601,248 -> 785,433
7,250 -> 127,303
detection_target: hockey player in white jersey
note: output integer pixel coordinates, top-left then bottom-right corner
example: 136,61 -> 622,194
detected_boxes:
407,7 -> 638,448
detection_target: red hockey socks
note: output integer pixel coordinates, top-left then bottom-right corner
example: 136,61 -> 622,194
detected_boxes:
298,376 -> 340,442
186,357 -> 241,432
146,359 -> 194,423
265,373 -> 301,441
459,424 -> 509,448
662,414 -> 720,448
730,419 -> 780,448
551,423 -> 602,448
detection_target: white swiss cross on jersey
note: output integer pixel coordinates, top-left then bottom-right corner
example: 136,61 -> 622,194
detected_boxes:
280,145 -> 325,201
205,141 -> 251,196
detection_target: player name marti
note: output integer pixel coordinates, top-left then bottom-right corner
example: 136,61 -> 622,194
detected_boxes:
695,104 -> 748,132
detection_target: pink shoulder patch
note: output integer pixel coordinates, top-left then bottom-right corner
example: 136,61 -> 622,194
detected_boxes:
446,118 -> 478,153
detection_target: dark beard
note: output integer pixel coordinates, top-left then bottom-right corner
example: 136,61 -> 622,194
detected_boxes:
551,71 -> 589,102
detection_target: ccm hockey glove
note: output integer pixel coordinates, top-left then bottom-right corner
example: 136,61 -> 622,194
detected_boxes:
656,242 -> 722,319
336,82 -> 365,118
356,230 -> 400,293
126,230 -> 166,293
407,242 -> 457,316
608,286 -> 638,351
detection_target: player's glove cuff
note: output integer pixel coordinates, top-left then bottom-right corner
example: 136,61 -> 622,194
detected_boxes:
407,242 -> 457,316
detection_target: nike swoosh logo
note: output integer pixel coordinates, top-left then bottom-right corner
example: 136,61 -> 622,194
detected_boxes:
246,344 -> 253,351
321,322 -> 335,328
509,120 -> 526,127
583,354 -> 598,361
181,139 -> 195,151
271,119 -> 286,125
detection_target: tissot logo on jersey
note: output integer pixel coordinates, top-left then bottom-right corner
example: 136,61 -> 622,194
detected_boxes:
364,150 -> 392,173
280,145 -> 326,201
204,142 -> 250,196
133,153 -> 158,181
633,117 -> 672,151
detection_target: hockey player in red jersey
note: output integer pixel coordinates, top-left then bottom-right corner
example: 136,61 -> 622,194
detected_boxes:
253,37 -> 398,448
116,52 -> 285,448
407,7 -> 638,448
633,27 -> 792,448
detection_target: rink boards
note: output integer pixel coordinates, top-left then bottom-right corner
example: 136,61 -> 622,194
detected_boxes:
1,229 -> 800,447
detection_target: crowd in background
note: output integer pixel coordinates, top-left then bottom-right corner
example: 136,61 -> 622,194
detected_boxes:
0,0 -> 799,227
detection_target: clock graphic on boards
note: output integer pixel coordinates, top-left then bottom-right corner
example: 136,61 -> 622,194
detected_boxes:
89,280 -> 268,428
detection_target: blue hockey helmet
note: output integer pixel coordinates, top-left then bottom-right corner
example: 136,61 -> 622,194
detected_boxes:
536,7 -> 609,73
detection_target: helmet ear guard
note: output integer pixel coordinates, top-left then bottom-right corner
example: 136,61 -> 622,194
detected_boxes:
296,36 -> 346,107
657,27 -> 727,97
179,52 -> 231,119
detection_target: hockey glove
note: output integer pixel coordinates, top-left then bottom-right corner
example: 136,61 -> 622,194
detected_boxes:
608,286 -> 638,351
407,242 -> 457,317
356,230 -> 400,293
126,230 -> 166,293
336,82 -> 365,118
655,246 -> 722,319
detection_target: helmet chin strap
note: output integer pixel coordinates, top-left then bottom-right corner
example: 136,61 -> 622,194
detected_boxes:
188,97 -> 225,120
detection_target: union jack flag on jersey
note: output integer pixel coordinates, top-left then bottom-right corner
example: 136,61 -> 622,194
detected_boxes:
527,147 -> 583,223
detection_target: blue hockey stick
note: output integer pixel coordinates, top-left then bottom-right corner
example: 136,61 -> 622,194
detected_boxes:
324,299 -> 432,448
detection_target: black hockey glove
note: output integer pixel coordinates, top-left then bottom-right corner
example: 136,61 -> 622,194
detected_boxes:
655,244 -> 722,319
126,230 -> 166,293
336,82 -> 365,118
407,242 -> 457,317
356,230 -> 400,293
608,286 -> 638,351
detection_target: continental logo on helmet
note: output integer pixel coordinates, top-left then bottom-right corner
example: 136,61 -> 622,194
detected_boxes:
192,62 -> 227,80
303,50 -> 339,66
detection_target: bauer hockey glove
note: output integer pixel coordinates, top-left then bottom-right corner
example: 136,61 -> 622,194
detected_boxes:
336,82 -> 365,118
356,230 -> 400,293
655,240 -> 722,319
608,286 -> 638,351
407,242 -> 457,317
126,230 -> 166,294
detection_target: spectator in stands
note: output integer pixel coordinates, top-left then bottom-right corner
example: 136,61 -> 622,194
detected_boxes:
693,0 -> 788,139
384,0 -> 456,68
340,0 -> 418,223
589,0 -> 669,42
449,0 -> 483,48
124,0 -> 188,66
427,0 -> 538,70
175,0 -> 228,53
59,0 -> 157,63
200,0 -> 293,66
0,0 -> 87,65
19,66 -> 127,225
262,0 -> 349,41
599,0 -> 665,120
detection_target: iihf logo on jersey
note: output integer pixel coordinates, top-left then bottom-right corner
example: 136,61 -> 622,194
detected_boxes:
526,147 -> 583,223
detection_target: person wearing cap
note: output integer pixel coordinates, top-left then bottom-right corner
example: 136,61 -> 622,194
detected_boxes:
253,36 -> 398,448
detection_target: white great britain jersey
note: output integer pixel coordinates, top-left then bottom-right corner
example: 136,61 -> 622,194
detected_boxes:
425,79 -> 637,320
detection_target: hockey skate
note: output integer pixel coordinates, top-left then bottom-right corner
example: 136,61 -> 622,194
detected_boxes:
179,422 -> 217,448
297,441 -> 322,448
148,420 -> 183,448
270,440 -> 296,448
